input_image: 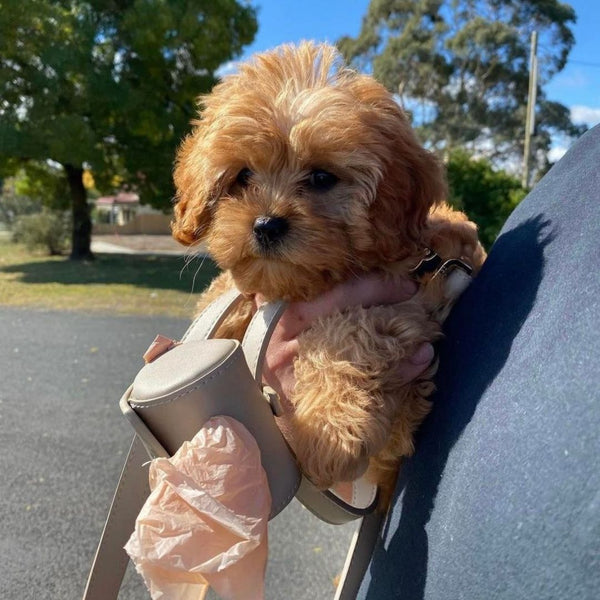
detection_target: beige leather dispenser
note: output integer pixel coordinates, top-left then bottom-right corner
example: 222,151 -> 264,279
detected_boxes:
83,289 -> 381,600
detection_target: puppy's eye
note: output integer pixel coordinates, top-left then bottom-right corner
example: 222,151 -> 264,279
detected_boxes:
308,169 -> 338,192
236,167 -> 253,188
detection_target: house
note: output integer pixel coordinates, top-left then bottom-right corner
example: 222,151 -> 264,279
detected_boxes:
93,192 -> 172,234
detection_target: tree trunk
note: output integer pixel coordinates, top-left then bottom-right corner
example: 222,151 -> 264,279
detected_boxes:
65,164 -> 94,260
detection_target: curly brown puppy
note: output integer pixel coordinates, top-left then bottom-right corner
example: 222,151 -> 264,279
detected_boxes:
172,42 -> 486,507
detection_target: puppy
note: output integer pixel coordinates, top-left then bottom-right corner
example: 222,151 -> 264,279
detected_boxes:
172,42 -> 486,507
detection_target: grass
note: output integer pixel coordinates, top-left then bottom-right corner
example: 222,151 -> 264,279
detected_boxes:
0,238 -> 220,317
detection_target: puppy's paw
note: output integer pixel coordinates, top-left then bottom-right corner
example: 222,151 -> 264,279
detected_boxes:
290,413 -> 372,489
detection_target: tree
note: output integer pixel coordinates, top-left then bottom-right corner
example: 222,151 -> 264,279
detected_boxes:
0,0 -> 257,259
338,0 -> 585,169
0,176 -> 42,228
446,149 -> 526,249
0,162 -> 68,228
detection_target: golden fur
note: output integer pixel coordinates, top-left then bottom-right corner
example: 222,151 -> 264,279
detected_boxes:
172,42 -> 486,507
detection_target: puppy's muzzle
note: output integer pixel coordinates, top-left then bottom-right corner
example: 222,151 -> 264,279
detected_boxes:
253,216 -> 289,249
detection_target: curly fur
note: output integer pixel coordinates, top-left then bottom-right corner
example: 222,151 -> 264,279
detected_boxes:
172,42 -> 486,507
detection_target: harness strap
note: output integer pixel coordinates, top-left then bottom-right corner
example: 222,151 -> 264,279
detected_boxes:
180,287 -> 245,342
82,436 -> 149,600
242,300 -> 288,381
335,511 -> 384,600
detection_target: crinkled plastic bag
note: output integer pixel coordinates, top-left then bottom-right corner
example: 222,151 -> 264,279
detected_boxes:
125,416 -> 272,600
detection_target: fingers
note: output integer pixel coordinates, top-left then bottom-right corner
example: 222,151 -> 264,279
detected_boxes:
264,340 -> 435,415
257,274 -> 418,340
256,274 -> 426,409
397,342 -> 435,383
261,338 -> 298,408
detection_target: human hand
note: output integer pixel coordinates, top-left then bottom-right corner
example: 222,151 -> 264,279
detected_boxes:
254,274 -> 435,413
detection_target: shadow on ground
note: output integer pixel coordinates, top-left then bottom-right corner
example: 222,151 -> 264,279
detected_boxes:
1,252 -> 220,292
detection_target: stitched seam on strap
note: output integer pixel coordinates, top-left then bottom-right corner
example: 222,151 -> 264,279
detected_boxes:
180,315 -> 201,343
182,290 -> 241,342
246,311 -> 265,381
243,303 -> 285,382
202,293 -> 237,339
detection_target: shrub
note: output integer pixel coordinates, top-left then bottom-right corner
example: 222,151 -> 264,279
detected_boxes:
0,187 -> 42,228
12,210 -> 70,255
446,149 -> 527,249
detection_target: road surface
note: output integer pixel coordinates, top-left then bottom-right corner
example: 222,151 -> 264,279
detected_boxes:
0,307 -> 356,600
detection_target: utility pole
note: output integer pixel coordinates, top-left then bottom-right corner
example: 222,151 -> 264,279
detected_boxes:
522,30 -> 538,189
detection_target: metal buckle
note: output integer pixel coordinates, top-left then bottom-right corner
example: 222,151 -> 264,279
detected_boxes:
410,248 -> 472,280
409,248 -> 443,279
432,258 -> 473,280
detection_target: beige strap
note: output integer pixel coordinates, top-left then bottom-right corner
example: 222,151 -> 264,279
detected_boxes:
444,267 -> 473,300
180,288 -> 244,342
242,301 -> 287,381
242,300 -> 382,600
334,511 -> 384,600
82,436 -> 149,600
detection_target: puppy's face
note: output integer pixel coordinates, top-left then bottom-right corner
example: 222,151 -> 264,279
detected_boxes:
173,43 -> 445,301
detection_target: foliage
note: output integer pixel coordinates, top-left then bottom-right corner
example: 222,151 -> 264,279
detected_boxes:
0,0 -> 258,257
446,149 -> 526,248
16,163 -> 69,208
338,0 -> 586,169
1,163 -> 70,228
0,178 -> 42,228
12,209 -> 70,255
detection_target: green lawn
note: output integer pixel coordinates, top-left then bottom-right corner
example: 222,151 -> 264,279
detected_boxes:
0,240 -> 220,317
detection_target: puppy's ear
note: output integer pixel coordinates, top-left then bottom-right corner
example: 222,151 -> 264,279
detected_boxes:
171,129 -> 223,246
357,82 -> 447,259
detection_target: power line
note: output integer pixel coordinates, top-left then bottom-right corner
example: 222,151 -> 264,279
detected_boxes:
536,44 -> 600,68
568,58 -> 600,68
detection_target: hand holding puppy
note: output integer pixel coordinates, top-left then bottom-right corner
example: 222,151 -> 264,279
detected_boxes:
256,274 -> 435,411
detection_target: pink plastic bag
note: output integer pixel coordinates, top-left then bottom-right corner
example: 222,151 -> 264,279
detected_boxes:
125,416 -> 272,600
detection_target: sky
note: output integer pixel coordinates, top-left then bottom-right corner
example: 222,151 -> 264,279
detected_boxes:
229,0 -> 600,160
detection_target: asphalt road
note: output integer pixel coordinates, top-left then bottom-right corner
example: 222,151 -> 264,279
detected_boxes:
0,307 -> 356,600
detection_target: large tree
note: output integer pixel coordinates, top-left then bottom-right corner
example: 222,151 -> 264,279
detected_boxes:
338,0 -> 585,170
0,0 -> 257,259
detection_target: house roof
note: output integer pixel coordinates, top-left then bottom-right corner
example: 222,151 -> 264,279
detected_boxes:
96,192 -> 139,206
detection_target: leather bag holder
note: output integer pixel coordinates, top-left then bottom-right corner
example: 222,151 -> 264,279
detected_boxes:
121,336 -> 300,518
82,289 -> 381,600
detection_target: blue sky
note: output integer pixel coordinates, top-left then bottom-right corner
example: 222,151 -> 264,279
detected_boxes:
232,0 -> 600,159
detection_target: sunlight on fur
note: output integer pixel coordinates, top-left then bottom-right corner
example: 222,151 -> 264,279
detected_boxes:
172,42 -> 486,508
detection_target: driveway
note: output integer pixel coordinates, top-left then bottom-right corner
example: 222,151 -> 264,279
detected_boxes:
0,307 -> 355,600
91,234 -> 205,256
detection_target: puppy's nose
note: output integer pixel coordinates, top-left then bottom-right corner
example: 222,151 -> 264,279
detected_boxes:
253,216 -> 289,248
